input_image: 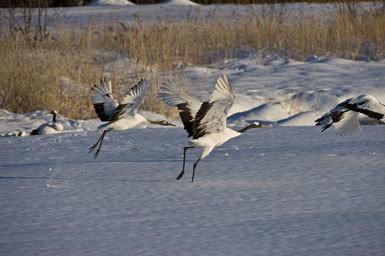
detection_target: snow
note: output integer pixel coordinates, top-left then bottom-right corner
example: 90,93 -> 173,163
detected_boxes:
89,0 -> 199,5
1,3 -> 385,256
162,0 -> 200,6
1,126 -> 385,256
3,55 -> 384,135
42,1 -> 382,29
89,0 -> 135,6
0,109 -> 180,136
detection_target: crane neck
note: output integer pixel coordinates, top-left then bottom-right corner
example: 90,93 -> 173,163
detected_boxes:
146,119 -> 162,125
237,122 -> 266,133
146,118 -> 174,126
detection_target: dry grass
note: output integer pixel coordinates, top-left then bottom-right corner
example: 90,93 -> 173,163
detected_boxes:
0,2 -> 384,119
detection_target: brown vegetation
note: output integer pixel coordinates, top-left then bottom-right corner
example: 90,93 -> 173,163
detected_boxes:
0,2 -> 384,119
1,0 -> 381,7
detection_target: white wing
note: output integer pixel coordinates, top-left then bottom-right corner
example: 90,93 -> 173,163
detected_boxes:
333,111 -> 361,136
120,79 -> 146,115
346,94 -> 385,121
159,81 -> 202,115
193,75 -> 235,139
91,78 -> 119,121
159,81 -> 202,137
315,98 -> 351,132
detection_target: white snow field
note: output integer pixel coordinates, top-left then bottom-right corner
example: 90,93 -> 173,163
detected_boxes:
1,2 -> 385,256
1,126 -> 385,256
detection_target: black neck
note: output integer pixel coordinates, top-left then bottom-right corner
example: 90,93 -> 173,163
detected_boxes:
237,123 -> 257,133
146,119 -> 165,126
52,113 -> 57,123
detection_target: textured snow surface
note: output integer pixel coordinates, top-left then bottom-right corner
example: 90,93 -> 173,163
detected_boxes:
1,3 -> 385,255
1,127 -> 385,256
89,0 -> 135,6
90,0 -> 199,5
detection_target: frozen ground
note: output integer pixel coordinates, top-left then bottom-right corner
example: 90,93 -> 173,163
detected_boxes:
1,126 -> 385,256
1,2 -> 385,255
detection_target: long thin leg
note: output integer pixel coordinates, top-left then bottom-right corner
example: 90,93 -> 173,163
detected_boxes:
88,132 -> 103,152
176,146 -> 193,180
89,130 -> 108,158
191,158 -> 201,183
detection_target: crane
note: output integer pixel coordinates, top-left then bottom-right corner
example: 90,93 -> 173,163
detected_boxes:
30,110 -> 63,135
160,74 -> 270,182
89,78 -> 175,158
315,94 -> 385,135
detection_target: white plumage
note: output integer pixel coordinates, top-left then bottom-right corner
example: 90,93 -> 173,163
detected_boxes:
160,74 -> 270,182
91,78 -> 118,121
89,78 -> 175,158
30,110 -> 63,135
315,94 -> 385,136
5,130 -> 27,137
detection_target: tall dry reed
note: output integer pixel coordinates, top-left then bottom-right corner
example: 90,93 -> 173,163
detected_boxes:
0,2 -> 384,119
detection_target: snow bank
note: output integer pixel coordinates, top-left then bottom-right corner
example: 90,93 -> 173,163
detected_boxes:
2,55 -> 385,136
89,0 -> 135,6
162,0 -> 199,5
89,0 -> 199,5
0,109 -> 179,137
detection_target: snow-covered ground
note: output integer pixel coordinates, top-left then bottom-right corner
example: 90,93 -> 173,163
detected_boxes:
44,0 -> 382,29
89,0 -> 135,6
1,2 -> 385,256
1,126 -> 385,256
2,56 -> 384,135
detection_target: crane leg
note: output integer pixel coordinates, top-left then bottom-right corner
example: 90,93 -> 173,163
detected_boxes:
176,146 -> 193,180
89,130 -> 107,158
191,158 -> 201,183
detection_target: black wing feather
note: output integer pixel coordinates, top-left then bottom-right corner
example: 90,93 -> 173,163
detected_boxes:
109,103 -> 131,123
93,103 -> 111,122
30,129 -> 39,135
192,101 -> 213,139
177,103 -> 195,137
346,103 -> 384,120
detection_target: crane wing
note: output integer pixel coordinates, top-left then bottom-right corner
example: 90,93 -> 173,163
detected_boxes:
192,75 -> 235,139
315,94 -> 385,135
108,103 -> 132,122
333,111 -> 360,136
315,97 -> 352,132
121,79 -> 147,115
91,78 -> 119,121
159,81 -> 202,137
345,94 -> 385,121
